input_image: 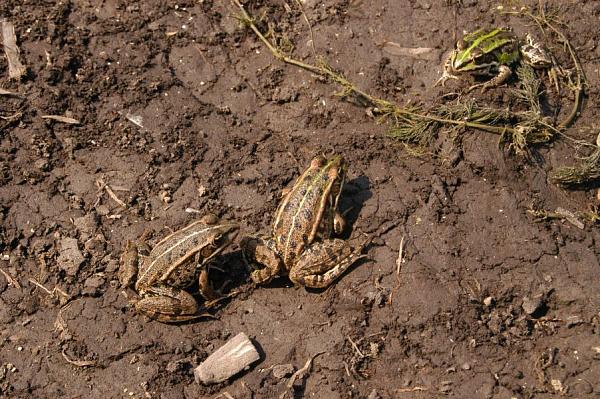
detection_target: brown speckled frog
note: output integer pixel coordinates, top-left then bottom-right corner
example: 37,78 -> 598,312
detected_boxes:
241,154 -> 367,288
119,215 -> 238,322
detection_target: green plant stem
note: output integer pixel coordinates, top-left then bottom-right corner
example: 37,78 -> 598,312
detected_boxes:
232,0 -> 526,137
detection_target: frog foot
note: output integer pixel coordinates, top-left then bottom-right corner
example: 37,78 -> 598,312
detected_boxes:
240,236 -> 283,285
435,72 -> 459,87
135,285 -> 201,323
468,65 -> 512,92
198,265 -> 236,305
289,238 -> 367,289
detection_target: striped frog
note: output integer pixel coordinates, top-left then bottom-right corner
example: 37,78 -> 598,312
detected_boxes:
241,154 -> 366,288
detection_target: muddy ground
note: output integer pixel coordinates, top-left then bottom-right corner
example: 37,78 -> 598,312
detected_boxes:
1,0 -> 599,398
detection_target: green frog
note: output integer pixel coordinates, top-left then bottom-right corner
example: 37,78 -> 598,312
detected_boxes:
436,28 -> 553,92
240,154 -> 367,288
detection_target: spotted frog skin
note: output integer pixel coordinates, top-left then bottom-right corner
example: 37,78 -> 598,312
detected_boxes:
436,28 -> 552,91
119,215 -> 239,322
240,154 -> 366,288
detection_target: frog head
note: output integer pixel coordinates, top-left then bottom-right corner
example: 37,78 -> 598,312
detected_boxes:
520,33 -> 552,69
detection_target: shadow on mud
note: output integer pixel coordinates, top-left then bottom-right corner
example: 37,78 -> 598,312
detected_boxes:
339,175 -> 372,239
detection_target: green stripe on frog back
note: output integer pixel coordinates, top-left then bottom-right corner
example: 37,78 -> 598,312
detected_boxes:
456,28 -> 509,64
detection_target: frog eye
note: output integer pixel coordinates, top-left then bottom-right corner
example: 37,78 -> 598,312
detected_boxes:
456,40 -> 466,50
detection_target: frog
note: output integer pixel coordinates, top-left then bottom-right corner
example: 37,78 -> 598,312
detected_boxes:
240,154 -> 367,288
436,27 -> 553,92
119,214 -> 239,323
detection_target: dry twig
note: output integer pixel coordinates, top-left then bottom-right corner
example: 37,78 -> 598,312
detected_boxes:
347,336 -> 365,358
0,267 -> 21,289
0,88 -> 20,96
62,349 -> 97,367
396,236 -> 405,275
29,278 -> 71,305
396,386 -> 428,393
96,177 -> 127,208
279,352 -> 324,399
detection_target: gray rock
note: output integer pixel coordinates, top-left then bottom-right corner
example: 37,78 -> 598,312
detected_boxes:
522,295 -> 544,315
194,332 -> 260,385
57,238 -> 85,276
272,363 -> 294,379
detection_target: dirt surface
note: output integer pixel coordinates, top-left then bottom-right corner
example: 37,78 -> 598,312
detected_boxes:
1,1 -> 599,398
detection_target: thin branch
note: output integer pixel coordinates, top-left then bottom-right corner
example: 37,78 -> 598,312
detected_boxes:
231,0 -> 535,141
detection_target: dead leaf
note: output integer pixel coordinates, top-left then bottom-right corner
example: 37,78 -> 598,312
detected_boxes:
1,20 -> 27,79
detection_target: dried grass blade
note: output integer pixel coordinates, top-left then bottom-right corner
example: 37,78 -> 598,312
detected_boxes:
41,115 -> 81,124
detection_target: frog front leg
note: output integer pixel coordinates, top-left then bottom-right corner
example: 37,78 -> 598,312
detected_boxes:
289,239 -> 366,288
118,231 -> 152,288
435,50 -> 460,87
468,65 -> 512,92
118,241 -> 139,288
135,285 -> 200,323
240,236 -> 283,284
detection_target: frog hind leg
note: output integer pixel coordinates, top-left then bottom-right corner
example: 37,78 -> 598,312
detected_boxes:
193,250 -> 225,302
469,65 -> 512,92
289,239 -> 366,288
240,236 -> 283,285
135,285 -> 201,323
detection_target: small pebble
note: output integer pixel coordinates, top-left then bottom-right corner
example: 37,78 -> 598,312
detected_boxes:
461,362 -> 471,370
483,296 -> 494,307
522,295 -> 543,315
272,363 -> 294,379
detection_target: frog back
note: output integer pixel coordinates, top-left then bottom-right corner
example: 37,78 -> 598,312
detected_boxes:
272,156 -> 343,266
